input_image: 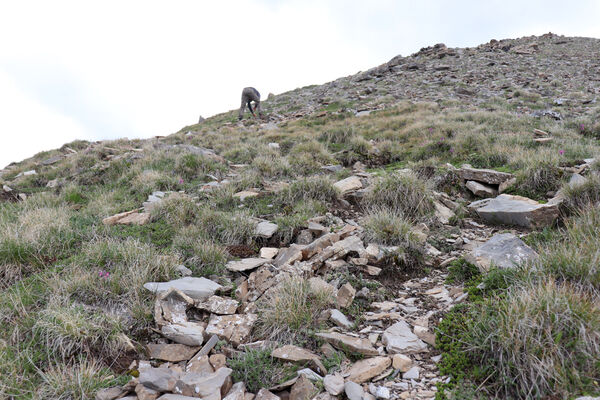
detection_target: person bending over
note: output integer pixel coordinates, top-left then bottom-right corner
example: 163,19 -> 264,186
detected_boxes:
238,87 -> 262,120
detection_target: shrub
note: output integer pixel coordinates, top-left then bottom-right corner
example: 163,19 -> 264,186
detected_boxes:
255,275 -> 333,343
364,172 -> 433,219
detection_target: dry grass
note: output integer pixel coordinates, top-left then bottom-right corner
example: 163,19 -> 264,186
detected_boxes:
467,279 -> 600,398
364,171 -> 433,219
362,207 -> 416,246
36,359 -> 123,400
255,275 -> 334,343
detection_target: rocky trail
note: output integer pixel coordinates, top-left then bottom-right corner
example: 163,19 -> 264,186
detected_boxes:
92,141 -> 597,400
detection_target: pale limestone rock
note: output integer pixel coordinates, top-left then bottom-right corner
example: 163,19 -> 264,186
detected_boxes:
334,176 -> 363,193
147,343 -> 200,362
382,321 -> 427,354
315,332 -> 378,356
144,277 -> 222,301
345,356 -> 391,383
205,314 -> 257,346
392,354 -> 412,372
259,247 -> 279,259
161,321 -> 205,347
226,258 -> 269,272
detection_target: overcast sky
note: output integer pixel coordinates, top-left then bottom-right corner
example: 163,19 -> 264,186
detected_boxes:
1,1 -> 599,168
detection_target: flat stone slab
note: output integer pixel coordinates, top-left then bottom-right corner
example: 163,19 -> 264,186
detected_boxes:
382,321 -> 427,354
205,314 -> 257,346
469,194 -> 559,229
226,258 -> 269,272
144,277 -> 222,301
345,356 -> 391,383
459,165 -> 514,185
196,295 -> 239,315
466,180 -> 497,198
255,221 -> 278,238
333,176 -> 363,193
147,343 -> 200,362
466,233 -> 538,272
103,210 -> 151,226
315,332 -> 378,356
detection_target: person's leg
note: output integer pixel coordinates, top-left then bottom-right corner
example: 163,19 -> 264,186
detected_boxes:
238,95 -> 247,120
255,100 -> 262,118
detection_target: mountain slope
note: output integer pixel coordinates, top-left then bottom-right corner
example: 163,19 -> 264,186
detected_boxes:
1,34 -> 600,400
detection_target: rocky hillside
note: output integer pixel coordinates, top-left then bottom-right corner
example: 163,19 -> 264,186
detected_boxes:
1,34 -> 600,400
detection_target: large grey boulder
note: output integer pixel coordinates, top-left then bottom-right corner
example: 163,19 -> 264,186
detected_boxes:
466,233 -> 538,272
469,194 -> 559,229
139,367 -> 180,392
144,277 -> 222,301
382,321 -> 427,354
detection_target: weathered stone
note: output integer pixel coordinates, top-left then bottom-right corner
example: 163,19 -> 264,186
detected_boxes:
345,356 -> 391,383
336,283 -> 356,308
255,221 -> 278,238
176,264 -> 193,277
413,326 -> 435,346
392,354 -> 412,372
315,332 -> 378,356
364,266 -> 382,276
103,210 -> 151,226
139,367 -> 180,392
402,366 -> 420,380
205,354 -> 225,370
329,309 -> 353,329
344,381 -> 364,400
466,180 -> 497,198
186,354 -> 215,375
259,247 -> 279,259
302,233 -> 340,260
255,389 -> 280,400
369,384 -> 390,400
174,367 -> 233,400
466,233 -> 538,271
459,165 -> 514,185
308,221 -> 328,236
205,314 -> 257,346
273,245 -> 304,267
296,368 -> 323,381
161,321 -> 205,347
272,345 -> 327,374
334,176 -> 363,193
296,229 -> 314,245
568,173 -> 587,188
470,194 -> 559,229
223,382 -> 246,400
197,296 -> 239,315
308,277 -> 335,295
156,395 -> 199,400
226,258 -> 269,272
144,277 -> 222,301
154,288 -> 194,326
382,321 -> 427,354
323,374 -> 345,396
434,201 -> 455,224
136,384 -> 159,400
147,343 -> 200,362
96,387 -> 126,400
289,375 -> 316,400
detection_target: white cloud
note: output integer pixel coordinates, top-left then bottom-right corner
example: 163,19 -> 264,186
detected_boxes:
0,0 -> 598,168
